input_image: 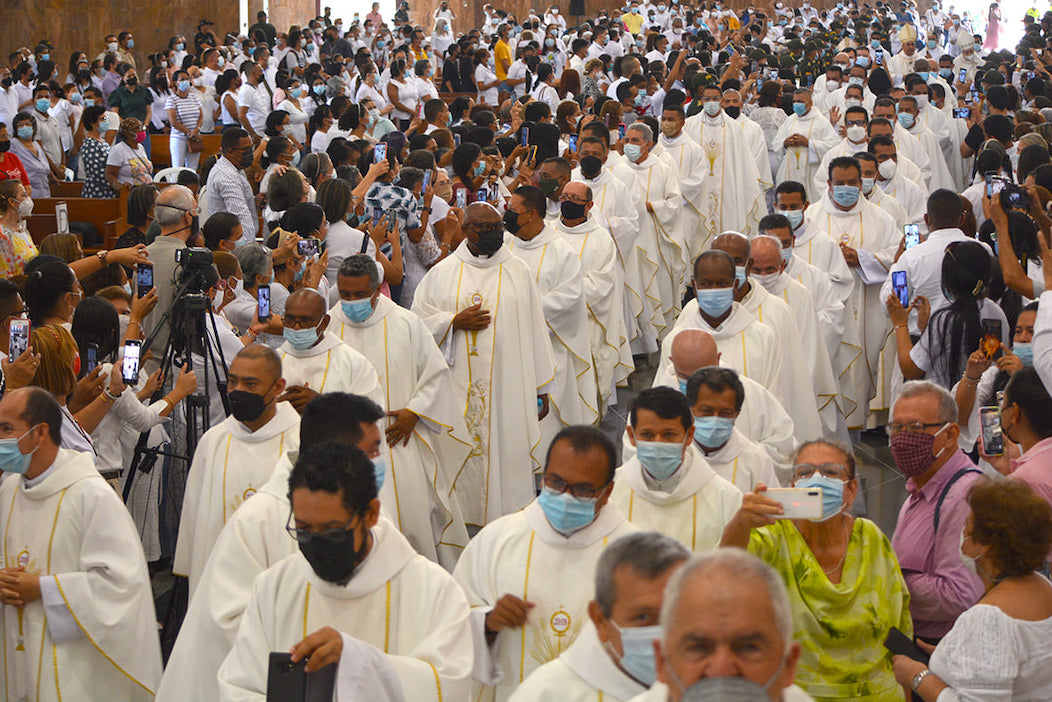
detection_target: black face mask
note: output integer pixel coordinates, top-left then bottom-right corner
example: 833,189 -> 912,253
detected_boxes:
0,77 -> 10,89
502,208 -> 522,234
560,200 -> 587,221
0,140 -> 10,154
240,149 -> 254,169
537,175 -> 560,198
125,76 -> 137,86
298,520 -> 369,585
579,155 -> 603,179
228,388 -> 269,422
474,227 -> 505,256
724,105 -> 741,119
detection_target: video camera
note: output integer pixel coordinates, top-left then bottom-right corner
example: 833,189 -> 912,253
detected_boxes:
175,247 -> 216,293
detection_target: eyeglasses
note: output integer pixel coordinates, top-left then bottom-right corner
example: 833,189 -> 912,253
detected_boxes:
285,512 -> 360,544
887,421 -> 946,436
543,473 -> 610,499
845,120 -> 866,127
793,463 -> 849,480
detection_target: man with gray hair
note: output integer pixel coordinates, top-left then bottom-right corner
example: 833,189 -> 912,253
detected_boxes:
143,184 -> 199,363
613,121 -> 684,337
628,548 -> 810,701
510,532 -> 690,701
889,380 -> 982,644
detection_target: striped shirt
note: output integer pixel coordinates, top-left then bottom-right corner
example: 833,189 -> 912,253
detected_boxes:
164,92 -> 202,134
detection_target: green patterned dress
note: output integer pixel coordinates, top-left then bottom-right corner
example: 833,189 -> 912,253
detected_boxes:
748,518 -> 913,701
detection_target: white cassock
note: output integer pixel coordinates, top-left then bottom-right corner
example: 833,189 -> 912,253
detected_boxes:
944,116 -> 972,191
0,449 -> 162,701
876,168 -> 927,224
173,400 -> 301,597
892,123 -> 933,187
866,184 -> 912,230
737,283 -> 826,441
277,331 -> 384,404
774,108 -> 841,203
509,226 -> 600,448
411,241 -> 556,527
886,50 -> 918,85
453,501 -> 638,702
609,446 -> 742,552
813,137 -> 872,194
806,194 -> 898,429
782,254 -> 846,364
684,110 -> 765,243
327,296 -> 473,569
903,120 -> 955,192
217,518 -> 474,701
652,131 -> 711,262
572,167 -> 654,352
736,115 -> 775,191
612,154 -> 684,336
789,219 -> 854,304
696,427 -> 782,492
555,214 -> 634,409
507,622 -> 647,702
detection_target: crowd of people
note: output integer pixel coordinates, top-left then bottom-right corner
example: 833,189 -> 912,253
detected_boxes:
4,0 -> 1052,700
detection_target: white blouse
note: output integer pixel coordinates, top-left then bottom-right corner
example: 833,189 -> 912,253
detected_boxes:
931,603 -> 1052,701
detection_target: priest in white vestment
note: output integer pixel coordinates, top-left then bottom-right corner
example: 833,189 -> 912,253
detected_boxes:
174,345 -> 301,598
773,181 -> 855,304
871,103 -> 933,187
453,427 -> 638,702
869,136 -> 927,224
157,393 -> 389,702
805,158 -> 899,430
509,532 -> 690,702
572,136 -> 654,352
886,26 -> 919,84
897,94 -> 956,191
556,182 -> 634,410
612,387 -> 741,551
411,203 -> 556,527
0,388 -> 162,702
684,85 -> 764,244
774,89 -> 841,203
858,152 -> 911,230
612,122 -> 684,337
723,91 -> 774,192
812,103 -> 875,194
507,187 -> 599,448
217,442 -> 473,701
652,103 -> 711,266
327,255 -> 474,568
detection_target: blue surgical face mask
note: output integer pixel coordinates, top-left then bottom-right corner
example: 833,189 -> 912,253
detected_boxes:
175,42 -> 185,51
313,84 -> 326,95
831,184 -> 860,208
283,324 -> 320,349
693,415 -> 734,448
613,623 -> 661,686
126,39 -> 135,48
474,161 -> 486,177
16,126 -> 33,141
776,208 -> 804,230
898,111 -> 915,129
83,98 -> 96,108
780,245 -> 793,263
871,39 -> 881,48
341,298 -> 374,322
373,454 -> 387,490
734,265 -> 747,286
695,287 -> 734,317
0,426 -> 40,475
848,75 -> 864,86
35,98 -> 51,113
792,101 -> 807,117
939,68 -> 953,80
1014,342 -> 1034,366
917,71 -> 929,82
861,176 -> 876,194
677,379 -> 689,394
635,440 -> 685,481
623,143 -> 643,162
177,79 -> 191,92
537,485 -> 598,534
795,473 -> 847,521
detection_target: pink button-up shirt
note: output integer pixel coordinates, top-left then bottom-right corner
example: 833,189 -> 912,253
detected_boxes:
891,450 -> 985,640
1011,436 -> 1052,506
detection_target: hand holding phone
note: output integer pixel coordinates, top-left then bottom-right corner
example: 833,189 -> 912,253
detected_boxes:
981,319 -> 1003,360
980,406 -> 1004,456
8,318 -> 30,361
892,270 -> 909,308
373,143 -> 387,164
257,285 -> 271,322
121,340 -> 142,385
764,487 -> 824,520
884,627 -> 930,665
136,265 -> 154,298
903,224 -> 921,250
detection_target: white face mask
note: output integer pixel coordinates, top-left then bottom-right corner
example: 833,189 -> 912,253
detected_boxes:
17,196 -> 34,218
878,158 -> 897,180
846,125 -> 867,142
753,271 -> 781,291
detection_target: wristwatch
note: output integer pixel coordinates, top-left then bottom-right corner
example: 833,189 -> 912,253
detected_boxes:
96,250 -> 108,265
911,668 -> 932,692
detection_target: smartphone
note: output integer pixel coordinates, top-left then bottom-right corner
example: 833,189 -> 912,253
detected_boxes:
985,172 -> 1004,198
477,188 -> 488,203
727,44 -> 735,55
297,238 -> 319,257
765,487 -> 824,520
8,318 -> 29,360
521,126 -> 530,147
958,68 -> 968,83
568,134 -> 578,153
266,652 -> 337,702
370,209 -> 383,228
422,169 -> 432,190
1005,187 -> 1027,209
85,343 -> 99,374
965,91 -> 974,105
617,123 -> 627,139
970,90 -> 980,103
891,270 -> 909,308
455,187 -> 468,209
875,52 -> 883,65
527,144 -> 538,164
883,627 -> 930,665
136,265 -> 154,298
454,133 -> 461,146
417,101 -> 425,119
953,107 -> 969,118
121,339 -> 142,384
981,318 -> 1003,360
903,224 -> 921,250
257,285 -> 271,322
979,406 -> 1004,456
373,142 -> 387,163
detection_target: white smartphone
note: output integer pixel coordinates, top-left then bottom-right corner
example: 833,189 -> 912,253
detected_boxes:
766,487 -> 824,520
121,339 -> 142,384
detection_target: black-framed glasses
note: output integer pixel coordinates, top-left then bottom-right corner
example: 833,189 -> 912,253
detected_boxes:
792,463 -> 849,480
285,511 -> 359,544
543,473 -> 610,500
887,421 -> 946,436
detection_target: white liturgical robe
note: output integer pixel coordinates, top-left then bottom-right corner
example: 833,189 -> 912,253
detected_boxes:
781,256 -> 846,371
610,445 -> 742,552
411,242 -> 556,527
453,501 -> 638,702
0,449 -> 163,701
277,331 -> 384,405
508,622 -> 648,702
173,400 -> 301,597
327,295 -> 473,569
696,427 -> 781,493
774,108 -> 841,203
653,131 -> 711,264
217,518 -> 474,701
509,225 -> 600,448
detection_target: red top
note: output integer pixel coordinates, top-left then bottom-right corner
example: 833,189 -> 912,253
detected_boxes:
0,152 -> 30,191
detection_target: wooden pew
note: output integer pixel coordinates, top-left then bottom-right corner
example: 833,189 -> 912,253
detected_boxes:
25,191 -> 128,251
150,133 -> 225,171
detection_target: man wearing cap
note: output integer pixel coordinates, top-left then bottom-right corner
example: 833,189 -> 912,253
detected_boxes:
888,23 -> 919,85
194,20 -> 218,54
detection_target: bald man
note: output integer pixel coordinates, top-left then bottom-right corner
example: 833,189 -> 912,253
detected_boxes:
275,288 -> 384,412
174,345 -> 301,598
412,202 -> 556,527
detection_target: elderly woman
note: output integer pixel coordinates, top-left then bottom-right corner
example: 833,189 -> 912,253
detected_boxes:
105,117 -> 154,190
10,111 -> 64,197
893,479 -> 1052,699
722,438 -> 913,701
